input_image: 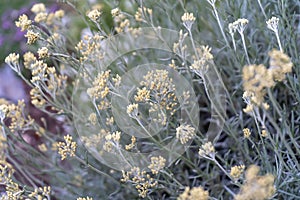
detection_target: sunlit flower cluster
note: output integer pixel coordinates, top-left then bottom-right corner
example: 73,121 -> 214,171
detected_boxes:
121,167 -> 158,198
235,165 -> 275,200
177,186 -> 209,200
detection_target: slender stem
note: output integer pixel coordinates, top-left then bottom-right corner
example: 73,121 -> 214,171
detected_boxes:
275,30 -> 283,52
256,0 -> 267,19
212,4 -> 230,47
240,33 -> 250,64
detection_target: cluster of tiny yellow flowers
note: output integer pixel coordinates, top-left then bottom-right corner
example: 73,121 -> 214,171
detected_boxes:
15,14 -> 32,31
138,69 -> 178,123
28,186 -> 51,199
111,7 -> 130,33
261,129 -> 268,137
176,124 -> 196,144
230,165 -> 245,180
31,3 -> 65,25
87,70 -> 111,110
127,103 -> 139,118
242,64 -> 274,105
190,46 -> 214,74
266,17 -> 279,33
235,165 -> 276,200
57,135 -> 77,160
181,12 -> 196,30
87,9 -> 101,21
242,50 -> 293,111
5,100 -> 34,132
88,113 -> 97,125
135,7 -> 152,22
177,186 -> 209,200
125,136 -> 136,150
77,197 -> 93,200
0,160 -> 27,199
268,49 -> 293,81
228,18 -> 249,35
121,167 -> 158,198
76,34 -> 104,62
148,156 -> 166,174
243,128 -> 251,139
24,30 -> 39,44
103,131 -> 121,152
198,142 -> 215,158
37,47 -> 49,59
4,53 -> 19,67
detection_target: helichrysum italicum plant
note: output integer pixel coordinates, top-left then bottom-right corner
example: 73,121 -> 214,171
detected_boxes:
1,0 -> 299,199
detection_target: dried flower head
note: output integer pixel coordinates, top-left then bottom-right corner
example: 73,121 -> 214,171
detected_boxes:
77,197 -> 93,200
135,7 -> 152,22
5,53 -> 19,66
243,128 -> 251,139
127,103 -> 139,118
230,165 -> 245,180
34,12 -> 48,23
37,47 -> 49,59
198,142 -> 215,158
235,165 -> 276,200
87,9 -> 101,21
148,156 -> 166,174
176,124 -> 196,144
15,14 -> 32,31
121,167 -> 157,198
177,186 -> 209,200
242,64 -> 274,105
268,49 -> 293,82
261,129 -> 268,137
31,3 -> 46,14
111,8 -> 120,17
57,135 -> 77,160
181,12 -> 196,30
25,30 -> 40,44
190,46 -> 213,73
266,17 -> 279,32
230,18 -> 249,35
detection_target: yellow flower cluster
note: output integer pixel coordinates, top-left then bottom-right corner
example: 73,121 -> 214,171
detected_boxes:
125,136 -> 136,150
148,156 -> 166,174
103,131 -> 121,152
230,165 -> 245,180
127,103 -> 139,118
228,18 -> 249,35
28,186 -> 51,199
235,165 -> 275,200
121,167 -> 157,198
135,7 -> 152,22
76,34 -> 104,62
77,197 -> 93,200
176,124 -> 196,144
243,128 -> 251,139
87,70 -> 111,110
242,50 -> 293,110
190,46 -> 214,73
198,141 -> 215,158
177,186 -> 209,200
57,135 -> 77,160
15,14 -> 32,31
140,69 -> 178,115
181,12 -> 196,30
87,9 -> 101,21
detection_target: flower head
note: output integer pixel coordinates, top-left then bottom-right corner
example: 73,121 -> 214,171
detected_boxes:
15,14 -> 32,31
176,124 -> 195,144
178,186 -> 209,200
148,156 -> 166,174
57,135 -> 77,160
181,12 -> 196,30
266,17 -> 279,33
87,9 -> 101,21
